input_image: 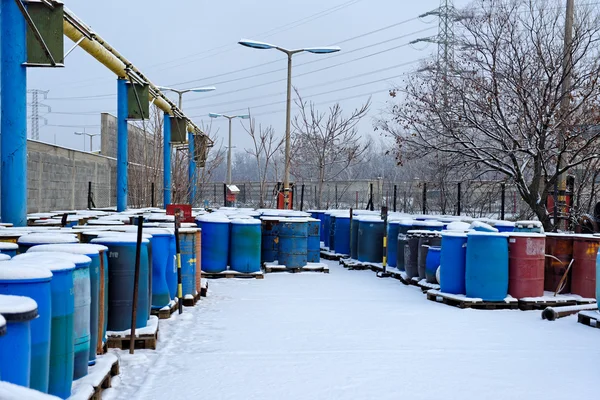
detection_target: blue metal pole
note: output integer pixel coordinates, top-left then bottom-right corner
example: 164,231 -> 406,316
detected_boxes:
163,113 -> 172,207
117,79 -> 128,211
1,0 -> 27,226
188,131 -> 196,206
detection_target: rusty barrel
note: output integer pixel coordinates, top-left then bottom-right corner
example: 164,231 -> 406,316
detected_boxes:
571,234 -> 600,299
544,233 -> 573,293
508,233 -> 545,298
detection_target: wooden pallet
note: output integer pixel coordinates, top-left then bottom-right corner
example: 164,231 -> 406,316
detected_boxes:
264,264 -> 329,274
339,258 -> 371,270
202,271 -> 265,280
96,341 -> 108,356
417,279 -> 441,293
518,299 -> 578,311
151,299 -> 178,319
106,316 -> 159,350
200,280 -> 209,297
426,290 -> 519,310
183,293 -> 199,307
320,250 -> 347,261
578,310 -> 600,329
70,354 -> 120,400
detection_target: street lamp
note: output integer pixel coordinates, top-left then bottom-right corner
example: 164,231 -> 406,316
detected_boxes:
238,39 -> 340,209
157,85 -> 216,206
74,131 -> 100,152
208,113 -> 250,185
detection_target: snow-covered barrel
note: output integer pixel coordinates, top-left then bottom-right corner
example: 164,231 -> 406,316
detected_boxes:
333,214 -> 351,256
439,231 -> 468,294
229,219 -> 261,273
0,294 -> 38,387
492,220 -> 515,233
197,214 -> 230,273
413,220 -> 444,232
179,228 -> 200,296
514,220 -> 544,233
279,218 -> 308,269
418,232 -> 442,280
466,232 -> 509,301
307,218 -> 321,263
357,216 -> 384,263
404,230 -> 423,279
17,233 -> 79,253
507,233 -> 546,299
544,233 -> 573,294
0,242 -> 17,258
260,217 -> 280,264
571,234 -> 600,299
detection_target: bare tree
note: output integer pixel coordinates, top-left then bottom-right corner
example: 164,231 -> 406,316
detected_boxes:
291,89 -> 371,208
378,0 -> 600,229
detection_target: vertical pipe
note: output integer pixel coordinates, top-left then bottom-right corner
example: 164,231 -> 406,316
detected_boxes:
223,183 -> 227,207
283,53 -> 293,209
116,78 -> 128,212
88,181 -> 92,209
369,183 -> 374,211
163,113 -> 172,207
227,117 -> 232,185
188,131 -> 196,206
335,185 -> 338,209
174,212 -> 183,314
501,183 -> 506,220
300,184 -> 305,211
393,185 -> 397,212
1,0 -> 27,226
553,180 -> 559,232
129,217 -> 143,354
422,183 -> 427,214
457,182 -> 462,216
151,182 -> 155,208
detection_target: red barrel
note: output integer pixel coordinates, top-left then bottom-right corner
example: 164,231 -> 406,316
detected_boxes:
508,233 -> 545,298
544,233 -> 573,293
571,235 -> 600,298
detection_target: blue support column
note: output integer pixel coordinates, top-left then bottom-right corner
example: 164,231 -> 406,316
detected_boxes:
1,0 -> 28,226
163,113 -> 172,207
188,131 -> 196,206
117,78 -> 128,212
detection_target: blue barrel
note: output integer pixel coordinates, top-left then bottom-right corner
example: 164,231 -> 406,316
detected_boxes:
0,243 -> 17,258
333,215 -> 350,256
142,229 -> 174,309
230,220 -> 261,273
425,246 -> 441,283
309,211 -> 325,243
10,257 -> 76,398
260,217 -> 280,263
307,218 -> 321,263
197,216 -> 230,273
166,233 -> 177,300
465,232 -> 509,301
350,217 -> 360,260
493,221 -> 515,233
17,233 -> 78,253
323,213 -> 331,249
0,265 -> 52,392
0,294 -> 38,387
387,221 -> 401,268
357,217 -> 384,263
178,228 -> 199,296
328,214 -> 337,252
440,232 -> 468,294
279,219 -> 308,269
91,237 -> 150,331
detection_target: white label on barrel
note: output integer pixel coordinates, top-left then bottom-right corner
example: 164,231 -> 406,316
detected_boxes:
509,239 -> 516,243
109,251 -> 119,258
526,238 -> 545,255
174,255 -> 177,273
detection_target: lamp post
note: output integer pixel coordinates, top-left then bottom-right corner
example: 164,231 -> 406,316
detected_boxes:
208,113 -> 250,186
238,39 -> 340,209
74,131 -> 100,152
157,85 -> 216,206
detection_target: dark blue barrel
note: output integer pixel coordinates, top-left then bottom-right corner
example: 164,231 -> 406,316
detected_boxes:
279,219 -> 308,269
0,243 -> 17,257
197,215 -> 230,273
0,265 -> 52,392
10,257 -> 75,398
307,218 -> 321,263
350,217 -> 360,260
230,220 -> 261,273
333,215 -> 350,256
387,221 -> 401,268
147,229 -> 173,309
166,234 -> 177,300
323,213 -> 331,249
0,294 -> 38,387
418,232 -> 442,280
492,221 -> 515,233
440,232 -> 468,294
357,217 -> 384,263
17,233 -> 78,253
465,232 -> 509,301
309,211 -> 325,243
514,220 -> 543,233
260,217 -> 280,263
395,220 -> 414,271
91,237 -> 150,331
328,214 -> 338,252
425,246 -> 441,283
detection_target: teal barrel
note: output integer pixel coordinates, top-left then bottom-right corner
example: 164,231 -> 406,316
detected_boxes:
260,217 -> 280,263
425,246 -> 441,283
279,218 -> 308,269
357,217 -> 384,263
230,219 -> 262,273
197,215 -> 230,273
9,257 -> 76,398
91,237 -> 150,331
465,232 -> 509,301
0,264 -> 52,392
333,215 -> 351,256
514,220 -> 544,233
0,242 -> 17,257
440,231 -> 468,294
492,220 -> 515,233
350,217 -> 360,260
0,294 -> 38,387
307,218 -> 321,263
26,243 -> 108,364
179,228 -> 200,296
17,233 -> 79,253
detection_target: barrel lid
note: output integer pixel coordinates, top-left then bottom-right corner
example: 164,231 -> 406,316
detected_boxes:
17,233 -> 78,245
407,229 -> 429,235
0,230 -> 30,237
515,220 -> 543,228
573,233 -> 600,240
178,227 -> 201,233
397,219 -> 415,226
196,214 -> 231,223
92,236 -> 150,245
230,219 -> 261,225
8,256 -> 76,272
87,219 -> 125,226
445,221 -> 471,231
0,242 -> 18,251
469,221 -> 499,232
96,232 -> 153,240
306,217 -> 320,222
441,231 -> 468,238
27,212 -> 56,219
13,252 -> 88,268
0,254 -> 11,261
0,294 -> 38,321
260,216 -> 281,221
279,217 -> 310,223
157,222 -> 195,229
467,231 -> 509,237
0,264 -> 52,281
27,243 -> 108,254
492,220 -> 516,227
356,216 -> 383,223
333,214 -> 351,219
147,214 -> 175,222
141,228 -> 174,236
413,220 -> 444,227
544,232 -> 574,238
108,226 -> 173,236
508,232 -> 546,238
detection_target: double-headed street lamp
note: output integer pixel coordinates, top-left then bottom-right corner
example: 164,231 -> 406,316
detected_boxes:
208,113 -> 250,185
74,131 -> 100,152
238,39 -> 340,209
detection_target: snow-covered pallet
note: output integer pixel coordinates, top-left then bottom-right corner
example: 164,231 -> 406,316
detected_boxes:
426,290 -> 519,310
320,249 -> 347,261
151,298 -> 178,320
106,316 -> 159,350
183,292 -> 202,307
200,279 -> 209,297
519,293 -> 596,311
202,270 -> 265,280
264,262 -> 329,274
577,310 -> 600,329
69,353 -> 119,400
339,258 -> 370,270
417,279 -> 440,293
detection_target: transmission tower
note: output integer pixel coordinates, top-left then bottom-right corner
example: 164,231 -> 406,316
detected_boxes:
27,89 -> 50,140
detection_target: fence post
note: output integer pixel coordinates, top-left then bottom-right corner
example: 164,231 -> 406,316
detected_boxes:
422,183 -> 427,214
369,183 -> 374,211
87,181 -> 92,209
335,184 -> 338,209
300,184 -> 305,211
393,185 -> 397,212
213,183 -> 217,205
501,183 -> 506,220
457,182 -> 461,216
553,179 -> 559,231
223,183 -> 227,207
151,182 -> 155,208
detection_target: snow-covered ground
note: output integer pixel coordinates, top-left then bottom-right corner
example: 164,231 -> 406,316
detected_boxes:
103,260 -> 600,400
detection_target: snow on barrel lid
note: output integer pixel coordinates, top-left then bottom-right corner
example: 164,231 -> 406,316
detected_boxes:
355,215 -> 383,222
230,218 -> 261,225
469,221 -> 499,232
17,233 -> 78,244
466,231 -> 509,237
0,294 -> 38,318
0,230 -> 30,237
8,257 -> 75,272
196,214 -> 231,223
507,232 -> 546,238
178,227 -> 200,233
0,314 -> 5,331
0,264 -> 52,281
446,221 -> 471,231
492,220 -> 515,227
0,254 -> 11,261
515,220 -> 543,228
95,232 -> 153,240
278,217 -> 310,223
12,252 -> 89,267
87,219 -> 124,226
92,236 -> 150,245
260,216 -> 281,221
27,243 -> 108,255
441,231 -> 468,238
0,242 -> 18,251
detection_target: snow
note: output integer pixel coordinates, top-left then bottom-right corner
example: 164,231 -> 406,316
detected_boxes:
469,221 -> 498,232
0,254 -> 11,261
0,314 -> 4,330
0,381 -> 61,400
12,252 -> 90,267
578,310 -> 600,320
0,265 -> 53,281
93,233 -> 152,242
27,243 -> 108,254
106,316 -> 159,338
8,257 -> 76,272
102,260 -> 600,400
196,214 -> 230,223
184,294 -> 194,300
278,217 -> 310,223
0,294 -> 38,315
520,292 -> 594,302
492,220 -> 515,227
17,233 -> 79,244
178,228 -> 200,233
70,353 -> 118,400
428,289 -> 517,303
516,220 -> 543,228
507,232 -> 546,238
354,216 -> 382,223
87,219 -> 125,226
467,231 -> 509,238
441,231 -> 468,238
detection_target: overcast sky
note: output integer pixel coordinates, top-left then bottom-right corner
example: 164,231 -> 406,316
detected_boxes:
26,0 -> 471,152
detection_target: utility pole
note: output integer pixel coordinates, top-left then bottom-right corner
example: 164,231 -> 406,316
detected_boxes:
557,0 -> 574,231
27,89 -> 50,140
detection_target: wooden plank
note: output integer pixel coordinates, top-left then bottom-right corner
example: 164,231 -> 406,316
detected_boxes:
426,290 -> 519,310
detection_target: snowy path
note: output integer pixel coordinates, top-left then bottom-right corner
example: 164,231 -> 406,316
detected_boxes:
103,261 -> 600,400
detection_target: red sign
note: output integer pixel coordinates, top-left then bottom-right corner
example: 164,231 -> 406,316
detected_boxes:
166,204 -> 195,223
